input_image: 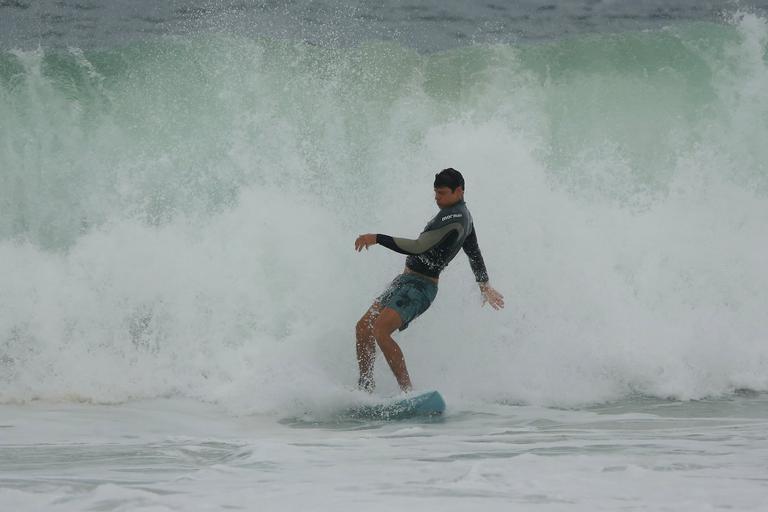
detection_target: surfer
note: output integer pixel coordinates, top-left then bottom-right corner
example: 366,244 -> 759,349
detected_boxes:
354,168 -> 504,392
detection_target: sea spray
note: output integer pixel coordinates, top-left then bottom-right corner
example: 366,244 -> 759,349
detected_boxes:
1,15 -> 767,411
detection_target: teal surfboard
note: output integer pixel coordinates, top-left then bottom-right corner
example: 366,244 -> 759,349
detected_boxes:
348,390 -> 446,420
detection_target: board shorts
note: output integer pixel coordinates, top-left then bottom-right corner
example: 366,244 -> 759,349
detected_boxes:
376,274 -> 438,331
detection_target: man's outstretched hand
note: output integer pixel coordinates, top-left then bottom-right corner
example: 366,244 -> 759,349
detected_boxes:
355,233 -> 377,252
479,283 -> 505,310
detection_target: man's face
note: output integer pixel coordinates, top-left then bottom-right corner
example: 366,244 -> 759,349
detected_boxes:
434,186 -> 463,208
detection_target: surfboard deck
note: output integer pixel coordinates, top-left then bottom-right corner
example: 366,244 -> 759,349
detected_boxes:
347,390 -> 446,420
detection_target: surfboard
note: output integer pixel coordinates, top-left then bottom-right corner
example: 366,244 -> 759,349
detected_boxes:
348,390 -> 446,420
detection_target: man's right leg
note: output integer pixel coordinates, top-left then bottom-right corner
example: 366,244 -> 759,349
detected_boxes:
355,302 -> 382,392
372,307 -> 412,392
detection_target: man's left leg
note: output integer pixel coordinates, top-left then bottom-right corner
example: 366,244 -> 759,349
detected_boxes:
373,307 -> 412,392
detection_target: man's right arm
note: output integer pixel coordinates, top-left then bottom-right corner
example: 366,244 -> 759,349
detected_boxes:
354,223 -> 462,254
376,222 -> 463,256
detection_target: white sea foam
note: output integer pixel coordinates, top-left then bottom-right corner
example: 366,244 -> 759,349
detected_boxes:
2,398 -> 768,511
1,15 -> 767,410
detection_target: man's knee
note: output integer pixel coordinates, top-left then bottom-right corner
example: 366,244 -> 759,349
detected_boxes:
356,311 -> 377,338
356,316 -> 371,338
357,304 -> 382,336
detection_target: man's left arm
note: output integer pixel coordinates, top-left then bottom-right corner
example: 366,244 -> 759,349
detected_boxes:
462,227 -> 505,310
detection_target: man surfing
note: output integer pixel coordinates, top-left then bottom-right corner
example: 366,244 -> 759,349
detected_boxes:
354,168 -> 504,392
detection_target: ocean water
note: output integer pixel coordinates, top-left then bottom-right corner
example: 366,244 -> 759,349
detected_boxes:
2,1 -> 768,510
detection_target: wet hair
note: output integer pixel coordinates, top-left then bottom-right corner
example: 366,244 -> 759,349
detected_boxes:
434,168 -> 465,192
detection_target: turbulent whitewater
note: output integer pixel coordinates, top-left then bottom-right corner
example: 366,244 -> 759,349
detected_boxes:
1,13 -> 767,413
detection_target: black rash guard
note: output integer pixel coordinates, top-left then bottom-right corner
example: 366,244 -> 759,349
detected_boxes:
375,199 -> 489,282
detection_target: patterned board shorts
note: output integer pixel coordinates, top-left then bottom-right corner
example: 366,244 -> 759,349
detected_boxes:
376,274 -> 438,331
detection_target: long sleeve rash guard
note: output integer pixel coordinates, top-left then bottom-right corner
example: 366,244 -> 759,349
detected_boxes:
375,199 -> 489,282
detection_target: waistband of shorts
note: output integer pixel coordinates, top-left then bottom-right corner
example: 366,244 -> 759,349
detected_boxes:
398,272 -> 439,289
